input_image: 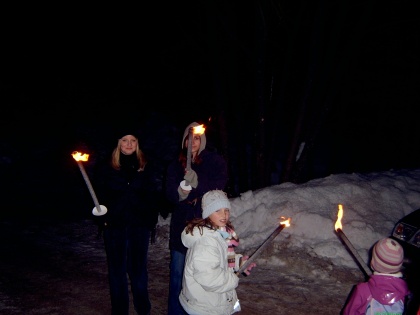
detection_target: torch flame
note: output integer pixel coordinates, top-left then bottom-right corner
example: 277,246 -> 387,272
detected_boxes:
72,151 -> 89,162
193,124 -> 205,135
335,204 -> 343,231
280,217 -> 291,227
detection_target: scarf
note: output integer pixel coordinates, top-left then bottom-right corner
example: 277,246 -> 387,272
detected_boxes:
119,153 -> 139,181
218,227 -> 240,269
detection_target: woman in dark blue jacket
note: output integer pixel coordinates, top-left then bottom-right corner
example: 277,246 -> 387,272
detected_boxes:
165,122 -> 228,315
95,128 -> 158,315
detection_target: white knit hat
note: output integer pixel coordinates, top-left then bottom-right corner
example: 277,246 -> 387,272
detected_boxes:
202,190 -> 230,219
182,122 -> 206,155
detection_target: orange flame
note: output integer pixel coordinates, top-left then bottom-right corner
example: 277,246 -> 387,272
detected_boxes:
193,124 -> 205,135
335,204 -> 343,231
72,151 -> 89,162
280,217 -> 291,227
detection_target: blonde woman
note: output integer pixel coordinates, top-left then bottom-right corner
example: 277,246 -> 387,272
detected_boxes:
95,128 -> 159,315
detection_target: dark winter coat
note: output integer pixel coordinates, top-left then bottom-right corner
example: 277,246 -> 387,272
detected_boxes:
165,149 -> 228,254
342,273 -> 409,315
95,153 -> 159,230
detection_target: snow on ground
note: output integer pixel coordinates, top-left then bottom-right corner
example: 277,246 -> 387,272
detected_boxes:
1,168 -> 419,314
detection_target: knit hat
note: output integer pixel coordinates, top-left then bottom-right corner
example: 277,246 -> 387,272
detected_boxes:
370,238 -> 404,274
114,125 -> 140,140
202,190 -> 230,219
182,122 -> 206,154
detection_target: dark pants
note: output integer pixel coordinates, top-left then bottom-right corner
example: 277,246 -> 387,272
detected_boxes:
167,250 -> 187,315
103,226 -> 151,315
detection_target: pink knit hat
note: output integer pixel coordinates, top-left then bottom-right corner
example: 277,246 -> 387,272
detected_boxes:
370,238 -> 404,274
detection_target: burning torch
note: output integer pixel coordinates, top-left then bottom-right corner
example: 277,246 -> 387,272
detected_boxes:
235,217 -> 291,277
334,204 -> 371,279
71,151 -> 107,216
180,124 -> 205,190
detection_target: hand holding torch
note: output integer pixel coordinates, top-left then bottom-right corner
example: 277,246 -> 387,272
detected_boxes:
72,151 -> 107,216
236,217 -> 291,276
181,124 -> 205,190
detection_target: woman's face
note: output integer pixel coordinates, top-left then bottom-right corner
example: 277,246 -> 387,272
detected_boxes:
209,208 -> 230,228
185,135 -> 201,155
119,135 -> 138,155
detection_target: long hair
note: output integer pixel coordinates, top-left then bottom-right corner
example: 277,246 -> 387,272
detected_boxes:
184,217 -> 235,236
110,138 -> 147,171
178,146 -> 203,169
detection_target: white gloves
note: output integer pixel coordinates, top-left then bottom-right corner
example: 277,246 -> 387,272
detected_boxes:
184,170 -> 198,188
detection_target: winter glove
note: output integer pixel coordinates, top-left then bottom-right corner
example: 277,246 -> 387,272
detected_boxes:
179,180 -> 192,191
244,262 -> 257,276
233,254 -> 243,272
230,239 -> 239,247
184,170 -> 198,188
178,186 -> 189,201
240,255 -> 257,276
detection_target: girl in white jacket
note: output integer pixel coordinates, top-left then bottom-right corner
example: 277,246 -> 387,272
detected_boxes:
179,190 -> 256,315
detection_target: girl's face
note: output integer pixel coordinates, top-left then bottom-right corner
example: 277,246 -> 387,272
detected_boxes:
209,208 -> 230,228
119,135 -> 138,155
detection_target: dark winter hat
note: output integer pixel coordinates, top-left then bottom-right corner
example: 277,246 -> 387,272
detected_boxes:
182,122 -> 206,154
202,190 -> 230,219
114,126 -> 140,141
370,238 -> 404,274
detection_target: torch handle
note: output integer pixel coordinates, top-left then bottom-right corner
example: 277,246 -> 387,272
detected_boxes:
336,229 -> 371,279
185,127 -> 193,184
235,224 -> 285,276
77,161 -> 102,213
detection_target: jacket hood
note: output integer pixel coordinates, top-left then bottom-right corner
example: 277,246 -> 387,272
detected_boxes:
181,122 -> 206,155
181,226 -> 220,249
368,274 -> 409,305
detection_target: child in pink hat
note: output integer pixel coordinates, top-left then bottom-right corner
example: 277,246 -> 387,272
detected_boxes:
342,238 -> 410,315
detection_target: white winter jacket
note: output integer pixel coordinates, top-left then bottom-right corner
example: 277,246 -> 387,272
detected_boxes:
179,226 -> 240,315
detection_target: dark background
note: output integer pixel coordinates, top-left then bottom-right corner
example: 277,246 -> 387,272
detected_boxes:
1,1 -> 419,218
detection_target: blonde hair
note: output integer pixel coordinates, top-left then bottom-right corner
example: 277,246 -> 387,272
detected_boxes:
110,138 -> 147,171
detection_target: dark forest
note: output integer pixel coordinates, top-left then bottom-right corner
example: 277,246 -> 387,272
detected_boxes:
1,1 -> 419,216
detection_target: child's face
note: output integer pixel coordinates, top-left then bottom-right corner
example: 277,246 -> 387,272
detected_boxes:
209,208 -> 230,228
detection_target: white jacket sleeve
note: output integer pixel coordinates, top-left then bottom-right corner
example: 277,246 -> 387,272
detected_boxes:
191,237 -> 239,293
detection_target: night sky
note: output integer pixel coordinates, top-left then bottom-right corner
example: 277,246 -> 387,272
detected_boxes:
1,1 -> 419,217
